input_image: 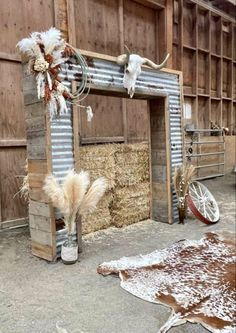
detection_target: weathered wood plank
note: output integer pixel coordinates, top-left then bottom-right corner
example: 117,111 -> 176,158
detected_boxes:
30,228 -> 54,246
28,160 -> 47,174
152,182 -> 168,200
152,165 -> 167,182
29,200 -> 51,218
29,188 -> 49,203
31,241 -> 55,261
29,214 -> 52,232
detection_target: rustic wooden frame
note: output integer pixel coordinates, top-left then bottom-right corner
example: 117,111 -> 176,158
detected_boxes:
23,49 -> 183,261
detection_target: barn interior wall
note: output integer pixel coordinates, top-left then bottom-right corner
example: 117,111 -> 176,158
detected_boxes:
0,0 -> 235,225
0,0 -> 55,228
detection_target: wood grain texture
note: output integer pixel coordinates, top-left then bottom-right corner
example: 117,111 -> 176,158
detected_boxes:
123,0 -> 156,60
80,95 -> 123,139
0,148 -> 27,221
0,61 -> 25,140
31,241 -> 54,261
150,98 -> 171,223
0,0 -> 54,55
74,0 -> 120,56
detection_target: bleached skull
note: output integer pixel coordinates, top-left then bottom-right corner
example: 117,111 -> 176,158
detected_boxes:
117,46 -> 170,98
123,54 -> 144,98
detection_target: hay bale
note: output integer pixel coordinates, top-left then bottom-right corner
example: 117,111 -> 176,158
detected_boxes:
111,182 -> 150,228
77,144 -> 116,189
82,192 -> 113,234
115,143 -> 149,186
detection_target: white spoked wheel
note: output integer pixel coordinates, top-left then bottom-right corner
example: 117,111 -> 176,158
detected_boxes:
187,181 -> 220,224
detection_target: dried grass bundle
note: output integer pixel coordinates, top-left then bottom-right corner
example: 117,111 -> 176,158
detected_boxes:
173,163 -> 196,202
19,175 -> 29,200
43,170 -> 107,234
14,160 -> 29,201
173,163 -> 195,223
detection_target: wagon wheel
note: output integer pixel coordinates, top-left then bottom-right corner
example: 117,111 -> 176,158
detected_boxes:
187,181 -> 220,224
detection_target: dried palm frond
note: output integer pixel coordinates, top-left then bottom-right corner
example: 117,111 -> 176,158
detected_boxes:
173,163 -> 196,200
79,177 -> 108,215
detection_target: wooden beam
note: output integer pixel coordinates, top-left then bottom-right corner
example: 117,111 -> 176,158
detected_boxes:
190,0 -> 236,23
0,139 -> 27,147
0,218 -> 28,230
0,52 -> 21,62
118,0 -> 128,143
133,0 -> 165,9
54,0 -> 68,40
166,0 -> 173,68
66,0 -> 76,45
81,136 -> 125,145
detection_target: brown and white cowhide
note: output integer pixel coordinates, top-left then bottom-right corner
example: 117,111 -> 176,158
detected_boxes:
98,232 -> 236,333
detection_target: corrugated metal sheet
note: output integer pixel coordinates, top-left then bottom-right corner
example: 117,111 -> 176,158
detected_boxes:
54,57 -> 183,248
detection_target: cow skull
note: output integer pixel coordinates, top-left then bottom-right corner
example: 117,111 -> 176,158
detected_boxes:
117,46 -> 170,98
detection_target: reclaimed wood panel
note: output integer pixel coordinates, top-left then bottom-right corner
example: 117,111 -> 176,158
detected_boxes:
150,98 -> 170,223
0,61 -> 25,140
0,148 -> 27,221
74,0 -> 120,56
126,99 -> 149,142
198,9 -> 209,51
198,51 -> 209,95
80,95 -> 123,139
0,0 -> 54,55
183,48 -> 196,94
198,97 -> 209,129
124,0 -> 156,60
183,2 -> 196,47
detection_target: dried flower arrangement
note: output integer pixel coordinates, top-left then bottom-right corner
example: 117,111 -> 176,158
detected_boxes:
173,163 -> 196,224
43,170 -> 107,263
17,27 -> 91,120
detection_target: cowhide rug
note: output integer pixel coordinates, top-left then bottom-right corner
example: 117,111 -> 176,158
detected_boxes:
97,232 -> 236,333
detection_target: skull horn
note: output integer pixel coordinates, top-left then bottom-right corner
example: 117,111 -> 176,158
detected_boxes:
117,44 -> 131,66
143,53 -> 170,70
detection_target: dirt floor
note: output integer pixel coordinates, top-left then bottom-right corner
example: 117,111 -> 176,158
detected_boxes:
0,173 -> 235,333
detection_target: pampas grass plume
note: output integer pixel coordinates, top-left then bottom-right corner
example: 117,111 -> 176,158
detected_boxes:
79,177 -> 108,215
62,170 -> 90,213
43,174 -> 69,216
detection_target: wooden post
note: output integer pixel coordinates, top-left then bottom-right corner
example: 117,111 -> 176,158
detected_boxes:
23,68 -> 56,261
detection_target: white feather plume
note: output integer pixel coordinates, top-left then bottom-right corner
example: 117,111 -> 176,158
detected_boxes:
16,38 -> 41,58
40,27 -> 62,55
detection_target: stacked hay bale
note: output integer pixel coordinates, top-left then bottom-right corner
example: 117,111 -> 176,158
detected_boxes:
111,143 -> 150,227
77,142 -> 150,233
76,144 -> 116,234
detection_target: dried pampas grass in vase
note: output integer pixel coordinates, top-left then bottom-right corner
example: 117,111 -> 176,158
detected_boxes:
43,170 -> 107,264
173,163 -> 196,224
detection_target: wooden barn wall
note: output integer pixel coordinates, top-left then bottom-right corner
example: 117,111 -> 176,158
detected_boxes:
0,0 -> 55,227
1,0 -> 235,225
172,0 -> 235,135
62,0 -> 168,143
